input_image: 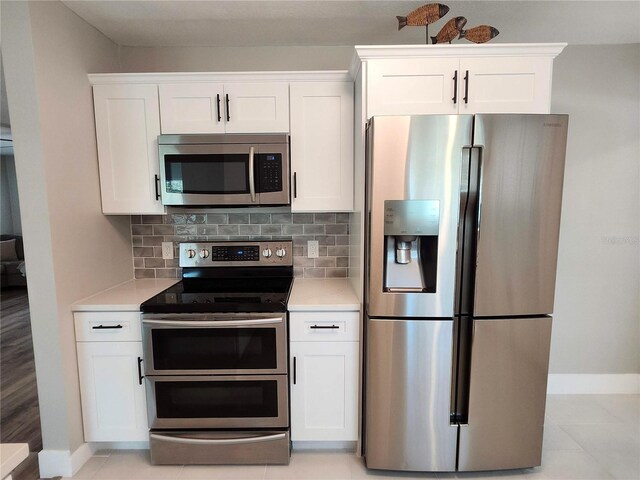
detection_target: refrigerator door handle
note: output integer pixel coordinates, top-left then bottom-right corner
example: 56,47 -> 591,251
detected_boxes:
472,145 -> 484,241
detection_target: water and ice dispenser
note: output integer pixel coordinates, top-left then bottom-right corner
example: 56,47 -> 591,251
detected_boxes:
383,200 -> 439,293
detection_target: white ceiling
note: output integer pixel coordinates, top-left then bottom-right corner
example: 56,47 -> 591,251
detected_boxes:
62,0 -> 640,47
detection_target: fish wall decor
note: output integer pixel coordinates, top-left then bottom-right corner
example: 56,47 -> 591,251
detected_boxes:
459,25 -> 500,43
396,3 -> 499,45
431,16 -> 467,44
396,3 -> 450,29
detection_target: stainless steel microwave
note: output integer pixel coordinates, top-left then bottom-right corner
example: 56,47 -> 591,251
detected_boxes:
158,134 -> 290,207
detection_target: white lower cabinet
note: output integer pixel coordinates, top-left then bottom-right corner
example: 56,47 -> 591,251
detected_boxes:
290,341 -> 359,441
289,310 -> 359,442
75,312 -> 148,442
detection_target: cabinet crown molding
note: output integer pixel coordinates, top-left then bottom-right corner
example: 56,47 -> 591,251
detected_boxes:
349,43 -> 567,78
89,70 -> 351,85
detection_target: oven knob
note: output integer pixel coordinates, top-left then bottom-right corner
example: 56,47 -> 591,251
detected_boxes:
186,249 -> 197,259
275,247 -> 286,258
199,249 -> 210,259
262,248 -> 272,258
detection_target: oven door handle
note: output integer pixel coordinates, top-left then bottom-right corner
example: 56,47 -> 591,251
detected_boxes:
150,432 -> 286,445
142,317 -> 283,327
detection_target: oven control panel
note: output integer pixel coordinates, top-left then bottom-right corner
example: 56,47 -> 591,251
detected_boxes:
211,245 -> 260,261
180,241 -> 292,267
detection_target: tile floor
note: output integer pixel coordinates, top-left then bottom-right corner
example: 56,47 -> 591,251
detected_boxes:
63,394 -> 639,480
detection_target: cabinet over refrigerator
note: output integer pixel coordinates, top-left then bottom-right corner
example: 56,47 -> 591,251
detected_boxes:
363,114 -> 568,472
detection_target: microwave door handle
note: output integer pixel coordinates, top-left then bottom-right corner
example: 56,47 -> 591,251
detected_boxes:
249,146 -> 256,202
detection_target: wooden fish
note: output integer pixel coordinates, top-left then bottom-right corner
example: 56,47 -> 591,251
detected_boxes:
397,3 -> 450,30
459,25 -> 500,43
431,16 -> 467,44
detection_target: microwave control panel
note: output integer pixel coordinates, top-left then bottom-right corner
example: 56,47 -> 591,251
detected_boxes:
258,154 -> 283,193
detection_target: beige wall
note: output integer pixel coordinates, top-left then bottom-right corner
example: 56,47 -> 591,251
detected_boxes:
2,0 -> 133,455
119,45 -> 353,72
550,44 -> 640,374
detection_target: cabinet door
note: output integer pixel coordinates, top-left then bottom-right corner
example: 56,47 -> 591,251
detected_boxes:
93,84 -> 164,214
223,83 -> 289,133
290,341 -> 358,441
290,82 -> 354,212
367,58 -> 459,117
159,83 -> 225,134
458,57 -> 553,114
77,342 -> 148,441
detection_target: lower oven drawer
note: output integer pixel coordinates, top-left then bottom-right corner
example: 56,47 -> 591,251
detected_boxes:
146,374 -> 288,429
150,430 -> 290,465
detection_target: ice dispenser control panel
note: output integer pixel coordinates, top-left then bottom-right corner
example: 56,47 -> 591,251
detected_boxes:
384,200 -> 440,236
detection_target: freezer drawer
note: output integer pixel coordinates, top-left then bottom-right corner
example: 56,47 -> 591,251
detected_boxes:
149,430 -> 290,465
458,316 -> 552,471
365,317 -> 457,472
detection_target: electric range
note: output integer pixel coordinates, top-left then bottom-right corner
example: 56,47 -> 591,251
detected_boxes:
140,240 -> 293,466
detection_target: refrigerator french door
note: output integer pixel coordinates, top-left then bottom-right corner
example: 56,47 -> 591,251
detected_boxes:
364,114 -> 568,472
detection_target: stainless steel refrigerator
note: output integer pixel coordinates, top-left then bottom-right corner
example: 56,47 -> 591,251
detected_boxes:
363,114 -> 568,472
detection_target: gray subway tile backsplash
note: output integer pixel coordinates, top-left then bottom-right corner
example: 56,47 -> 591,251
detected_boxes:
228,213 -> 249,224
239,224 -> 261,235
250,213 -> 271,224
131,212 -> 352,279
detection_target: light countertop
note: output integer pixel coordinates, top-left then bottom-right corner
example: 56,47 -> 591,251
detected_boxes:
288,278 -> 360,311
72,278 -> 179,312
0,443 -> 29,479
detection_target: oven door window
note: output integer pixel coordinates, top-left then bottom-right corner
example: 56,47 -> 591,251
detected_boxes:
164,154 -> 249,194
154,379 -> 279,419
151,327 -> 277,371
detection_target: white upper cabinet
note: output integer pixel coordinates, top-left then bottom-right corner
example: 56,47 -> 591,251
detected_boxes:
92,84 -> 165,215
224,83 -> 290,133
358,44 -> 565,117
90,72 -> 353,215
458,56 -> 553,114
290,82 -> 354,212
159,82 -> 289,134
367,58 -> 459,116
159,83 -> 225,134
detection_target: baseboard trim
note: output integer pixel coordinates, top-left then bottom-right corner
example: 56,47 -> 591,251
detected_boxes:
547,374 -> 640,394
91,441 -> 150,450
38,443 -> 96,478
292,441 -> 357,451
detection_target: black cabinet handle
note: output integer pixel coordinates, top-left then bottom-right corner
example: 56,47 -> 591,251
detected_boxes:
463,70 -> 469,104
293,172 -> 297,199
293,356 -> 297,385
452,70 -> 458,104
216,94 -> 221,122
137,357 -> 144,385
225,94 -> 230,122
310,324 -> 340,330
92,324 -> 123,330
154,174 -> 161,200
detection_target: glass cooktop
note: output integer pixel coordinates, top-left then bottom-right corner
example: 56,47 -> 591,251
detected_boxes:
141,268 -> 293,314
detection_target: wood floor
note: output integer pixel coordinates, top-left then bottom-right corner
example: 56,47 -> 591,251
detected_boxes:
1,287 -> 42,480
